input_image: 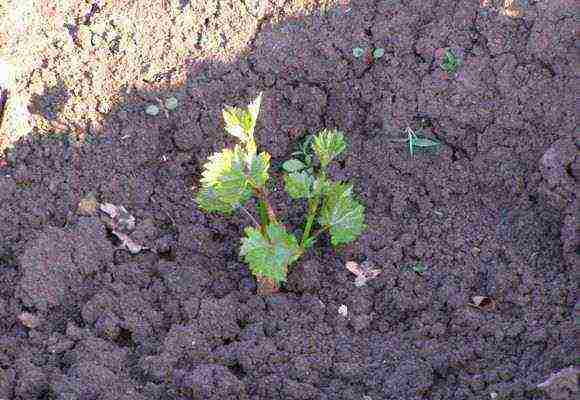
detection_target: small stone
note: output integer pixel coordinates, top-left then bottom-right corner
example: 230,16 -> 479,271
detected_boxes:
165,97 -> 179,110
338,304 -> 348,317
145,104 -> 159,116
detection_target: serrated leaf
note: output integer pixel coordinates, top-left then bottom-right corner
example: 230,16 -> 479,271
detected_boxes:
198,146 -> 252,210
223,94 -> 263,144
248,151 -> 270,187
282,159 -> 306,173
318,182 -> 366,246
223,106 -> 254,142
247,92 -> 262,129
313,129 -> 347,168
240,224 -> 301,283
195,186 -> 237,214
284,171 -> 313,199
312,175 -> 330,197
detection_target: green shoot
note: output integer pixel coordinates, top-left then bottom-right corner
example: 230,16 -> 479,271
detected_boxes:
405,127 -> 440,156
440,49 -> 460,75
195,94 -> 366,293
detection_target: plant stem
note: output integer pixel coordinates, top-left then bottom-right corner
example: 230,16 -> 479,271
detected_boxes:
300,197 -> 319,248
300,170 -> 326,248
254,187 -> 278,226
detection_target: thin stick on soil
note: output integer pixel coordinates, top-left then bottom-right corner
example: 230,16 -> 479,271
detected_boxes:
240,205 -> 260,228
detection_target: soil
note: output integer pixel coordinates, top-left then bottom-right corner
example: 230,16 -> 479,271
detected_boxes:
0,1 -> 577,399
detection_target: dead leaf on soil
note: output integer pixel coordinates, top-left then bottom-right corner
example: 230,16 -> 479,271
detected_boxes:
18,312 -> 41,329
346,260 -> 382,287
97,202 -> 151,254
112,230 -> 148,254
469,295 -> 496,311
99,202 -> 135,232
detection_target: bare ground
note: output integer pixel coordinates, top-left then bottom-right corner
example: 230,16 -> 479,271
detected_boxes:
0,1 -> 577,399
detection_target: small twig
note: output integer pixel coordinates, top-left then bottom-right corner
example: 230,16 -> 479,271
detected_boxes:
240,205 -> 260,228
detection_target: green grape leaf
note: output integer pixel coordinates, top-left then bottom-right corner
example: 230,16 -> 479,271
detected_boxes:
195,186 -> 236,214
222,93 -> 263,143
318,182 -> 366,246
247,92 -> 262,130
284,171 -> 314,199
198,146 -> 252,209
240,224 -> 302,283
248,151 -> 270,187
312,175 -> 330,197
282,159 -> 306,173
312,129 -> 347,168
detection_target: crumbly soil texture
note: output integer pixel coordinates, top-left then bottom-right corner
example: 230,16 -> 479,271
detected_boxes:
0,1 -> 577,399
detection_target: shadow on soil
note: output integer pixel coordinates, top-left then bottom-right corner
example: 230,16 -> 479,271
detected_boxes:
0,1 -> 577,399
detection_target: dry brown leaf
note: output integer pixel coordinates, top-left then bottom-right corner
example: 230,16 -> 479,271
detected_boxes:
469,295 -> 496,311
346,260 -> 363,275
99,203 -> 135,232
346,260 -> 382,287
113,230 -> 147,254
18,312 -> 41,329
77,193 -> 98,216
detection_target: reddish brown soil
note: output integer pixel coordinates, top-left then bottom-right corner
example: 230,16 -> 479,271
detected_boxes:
0,1 -> 577,399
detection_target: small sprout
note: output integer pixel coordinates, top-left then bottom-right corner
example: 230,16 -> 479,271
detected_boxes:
440,49 -> 460,74
338,304 -> 348,317
405,127 -> 440,156
405,261 -> 427,274
145,104 -> 160,116
372,48 -> 385,59
165,96 -> 179,110
352,47 -> 365,58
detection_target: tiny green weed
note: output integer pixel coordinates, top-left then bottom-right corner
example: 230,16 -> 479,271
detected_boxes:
388,127 -> 440,156
440,49 -> 460,75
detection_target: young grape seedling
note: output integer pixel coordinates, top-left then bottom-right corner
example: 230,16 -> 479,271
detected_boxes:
194,93 -> 366,294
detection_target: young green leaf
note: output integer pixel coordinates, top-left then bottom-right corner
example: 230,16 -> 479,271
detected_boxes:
284,171 -> 314,199
240,224 -> 302,283
247,92 -> 262,131
318,182 -> 366,246
313,129 -> 347,168
196,186 -> 237,214
248,151 -> 270,188
198,146 -> 252,209
223,93 -> 263,143
312,175 -> 330,197
282,159 -> 306,173
223,107 -> 254,142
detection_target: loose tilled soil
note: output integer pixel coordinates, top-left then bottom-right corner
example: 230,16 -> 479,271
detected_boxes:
0,1 -> 577,399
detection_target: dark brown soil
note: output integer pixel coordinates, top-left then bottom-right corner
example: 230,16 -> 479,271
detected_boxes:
0,1 -> 577,399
